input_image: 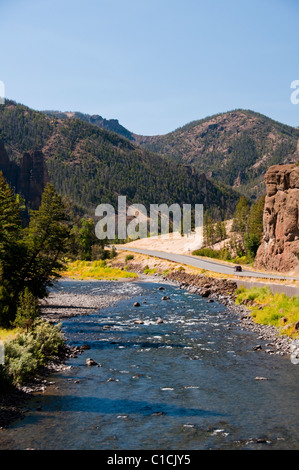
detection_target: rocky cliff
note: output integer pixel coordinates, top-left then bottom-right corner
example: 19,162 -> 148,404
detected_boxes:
0,140 -> 49,209
255,164 -> 299,273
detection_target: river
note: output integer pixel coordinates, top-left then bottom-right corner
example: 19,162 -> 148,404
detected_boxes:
1,279 -> 299,450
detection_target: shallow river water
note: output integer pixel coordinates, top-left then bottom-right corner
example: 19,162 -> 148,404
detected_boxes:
1,279 -> 299,450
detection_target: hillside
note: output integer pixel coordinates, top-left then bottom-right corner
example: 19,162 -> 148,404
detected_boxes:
45,108 -> 299,201
0,100 -> 238,218
42,110 -> 134,141
132,110 -> 299,200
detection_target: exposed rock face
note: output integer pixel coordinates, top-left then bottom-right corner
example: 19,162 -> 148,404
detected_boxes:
18,150 -> 49,209
0,140 -> 19,188
0,140 -> 49,209
255,164 -> 299,273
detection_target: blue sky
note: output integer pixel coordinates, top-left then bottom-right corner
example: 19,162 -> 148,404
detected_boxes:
0,0 -> 298,135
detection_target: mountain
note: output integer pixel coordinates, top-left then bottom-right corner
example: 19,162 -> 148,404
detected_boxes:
42,110 -> 134,141
132,110 -> 299,200
45,108 -> 299,201
0,100 -> 238,219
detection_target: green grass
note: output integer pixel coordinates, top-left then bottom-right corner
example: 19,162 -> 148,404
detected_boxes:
235,286 -> 299,337
62,260 -> 138,280
192,248 -> 252,265
144,268 -> 157,275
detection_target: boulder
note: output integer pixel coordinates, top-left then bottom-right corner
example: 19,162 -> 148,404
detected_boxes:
86,358 -> 98,366
201,289 -> 211,298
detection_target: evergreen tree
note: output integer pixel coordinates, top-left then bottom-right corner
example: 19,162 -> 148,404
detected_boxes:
0,179 -> 71,326
14,287 -> 40,332
203,213 -> 215,246
0,172 -> 26,325
215,220 -> 227,242
232,196 -> 250,235
78,218 -> 97,261
244,195 -> 265,258
18,183 -> 71,299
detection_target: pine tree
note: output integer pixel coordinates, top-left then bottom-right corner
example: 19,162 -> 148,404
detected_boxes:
0,178 -> 71,326
0,172 -> 26,326
232,196 -> 250,235
244,195 -> 265,258
14,287 -> 40,332
18,183 -> 71,299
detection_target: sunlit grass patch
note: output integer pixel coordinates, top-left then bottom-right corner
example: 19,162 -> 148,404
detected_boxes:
62,260 -> 138,280
235,286 -> 299,338
0,327 -> 20,343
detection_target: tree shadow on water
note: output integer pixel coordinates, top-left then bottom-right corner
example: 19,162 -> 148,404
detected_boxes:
25,396 -> 225,426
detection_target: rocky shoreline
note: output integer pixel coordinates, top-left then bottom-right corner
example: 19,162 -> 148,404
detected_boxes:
0,284 -> 131,429
39,289 -> 130,322
163,270 -> 295,358
0,345 -> 73,429
0,271 -> 296,430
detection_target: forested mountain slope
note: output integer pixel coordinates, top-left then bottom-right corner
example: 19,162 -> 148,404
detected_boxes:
133,110 -> 299,199
46,108 -> 299,200
0,101 -> 238,218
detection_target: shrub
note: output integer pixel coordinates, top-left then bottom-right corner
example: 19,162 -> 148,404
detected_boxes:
125,254 -> 134,262
3,319 -> 64,385
144,268 -> 156,275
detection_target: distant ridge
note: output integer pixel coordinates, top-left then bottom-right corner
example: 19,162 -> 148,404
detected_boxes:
132,109 -> 299,200
42,110 -> 134,141
0,100 -> 238,219
41,107 -> 299,200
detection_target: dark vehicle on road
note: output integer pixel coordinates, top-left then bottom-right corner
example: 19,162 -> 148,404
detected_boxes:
234,265 -> 242,272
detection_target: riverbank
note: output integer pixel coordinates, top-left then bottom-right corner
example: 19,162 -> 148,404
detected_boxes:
39,286 -> 132,322
162,270 -> 295,357
0,262 -> 296,431
0,278 -> 136,429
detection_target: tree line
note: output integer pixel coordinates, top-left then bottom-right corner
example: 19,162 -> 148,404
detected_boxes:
0,171 -> 114,329
199,194 -> 265,263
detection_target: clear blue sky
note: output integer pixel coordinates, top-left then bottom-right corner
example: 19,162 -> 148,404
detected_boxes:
0,0 -> 298,135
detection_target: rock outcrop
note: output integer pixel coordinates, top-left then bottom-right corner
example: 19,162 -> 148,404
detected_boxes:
18,150 -> 49,210
255,164 -> 299,273
0,140 -> 19,188
0,140 -> 49,209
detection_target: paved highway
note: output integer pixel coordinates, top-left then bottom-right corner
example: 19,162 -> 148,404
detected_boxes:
114,246 -> 299,281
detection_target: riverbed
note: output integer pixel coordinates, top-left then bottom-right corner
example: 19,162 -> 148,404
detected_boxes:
1,279 -> 299,450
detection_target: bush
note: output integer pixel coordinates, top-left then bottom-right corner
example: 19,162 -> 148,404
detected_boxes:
144,268 -> 156,275
3,319 -> 64,385
125,254 -> 134,262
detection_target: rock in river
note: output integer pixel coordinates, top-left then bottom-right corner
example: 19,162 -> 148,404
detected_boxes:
86,358 -> 98,367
